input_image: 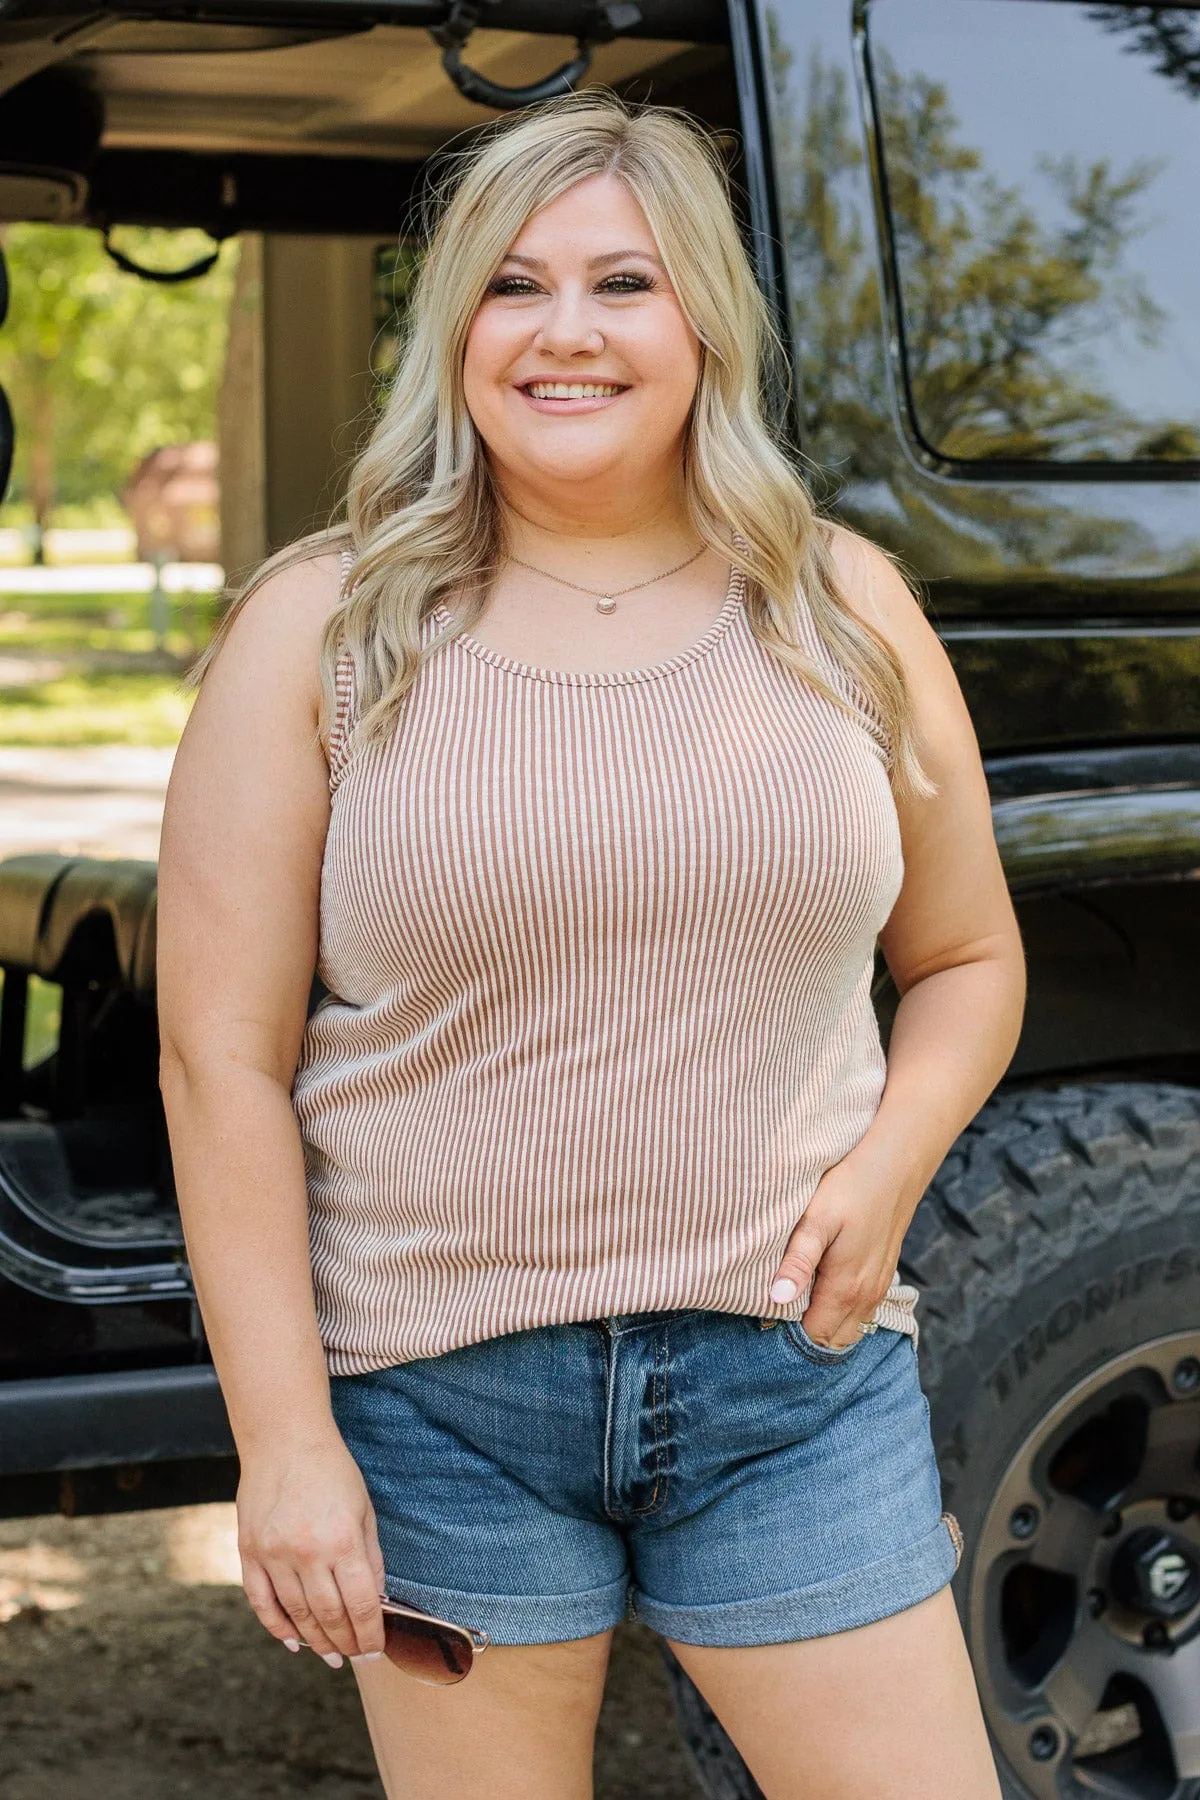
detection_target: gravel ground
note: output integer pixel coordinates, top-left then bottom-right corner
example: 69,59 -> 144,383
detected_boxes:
0,1504 -> 705,1798
0,744 -> 174,860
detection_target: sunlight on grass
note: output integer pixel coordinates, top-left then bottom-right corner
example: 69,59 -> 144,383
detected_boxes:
0,971 -> 63,1069
0,590 -> 220,659
25,975 -> 62,1068
0,674 -> 194,746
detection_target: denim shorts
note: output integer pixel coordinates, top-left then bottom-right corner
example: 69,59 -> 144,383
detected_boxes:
328,1308 -> 963,1649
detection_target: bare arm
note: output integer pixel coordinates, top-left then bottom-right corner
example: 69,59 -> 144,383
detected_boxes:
769,531 -> 1026,1344
157,549 -> 385,1667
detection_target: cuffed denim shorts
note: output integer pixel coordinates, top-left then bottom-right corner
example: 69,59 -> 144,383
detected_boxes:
328,1308 -> 963,1649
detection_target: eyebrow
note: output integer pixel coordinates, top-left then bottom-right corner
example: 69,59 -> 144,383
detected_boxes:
499,249 -> 665,272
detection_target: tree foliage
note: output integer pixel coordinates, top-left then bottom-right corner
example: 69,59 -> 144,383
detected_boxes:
0,224 -> 238,527
1088,6 -> 1200,99
769,28 -> 1198,474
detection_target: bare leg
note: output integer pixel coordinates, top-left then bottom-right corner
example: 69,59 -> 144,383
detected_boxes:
349,1629 -> 614,1800
667,1586 -> 1002,1800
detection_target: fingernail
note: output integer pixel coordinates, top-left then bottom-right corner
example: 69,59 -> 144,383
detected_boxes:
283,1637 -> 300,1653
770,1277 -> 798,1303
350,1651 -> 384,1663
322,1651 -> 344,1669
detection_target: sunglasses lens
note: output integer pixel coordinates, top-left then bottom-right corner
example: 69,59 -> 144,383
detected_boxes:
381,1611 -> 475,1685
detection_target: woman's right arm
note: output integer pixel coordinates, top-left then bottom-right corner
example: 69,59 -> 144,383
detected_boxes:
156,549 -> 386,1670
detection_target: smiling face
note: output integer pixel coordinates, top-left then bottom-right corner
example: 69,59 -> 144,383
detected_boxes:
461,172 -> 703,512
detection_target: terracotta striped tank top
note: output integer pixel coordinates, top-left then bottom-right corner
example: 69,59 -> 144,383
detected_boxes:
291,545 -> 920,1374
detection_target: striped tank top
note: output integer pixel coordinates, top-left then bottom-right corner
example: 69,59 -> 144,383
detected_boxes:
291,545 -> 920,1374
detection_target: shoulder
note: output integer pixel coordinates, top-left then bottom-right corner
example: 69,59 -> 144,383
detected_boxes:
822,523 -> 931,660
822,521 -> 960,704
821,524 -> 982,801
200,545 -> 348,723
226,547 -> 347,656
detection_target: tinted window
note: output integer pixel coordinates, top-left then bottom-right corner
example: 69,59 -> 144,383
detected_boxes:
864,0 -> 1200,465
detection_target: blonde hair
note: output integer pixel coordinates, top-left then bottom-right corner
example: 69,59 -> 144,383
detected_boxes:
185,87 -> 933,798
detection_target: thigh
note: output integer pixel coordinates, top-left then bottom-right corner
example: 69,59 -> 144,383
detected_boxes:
668,1587 -> 1001,1800
352,1630 -> 614,1800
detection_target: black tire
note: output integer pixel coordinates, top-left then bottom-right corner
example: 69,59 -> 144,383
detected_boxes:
662,1081 -> 1200,1800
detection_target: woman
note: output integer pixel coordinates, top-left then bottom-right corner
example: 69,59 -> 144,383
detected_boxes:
158,89 -> 1023,1800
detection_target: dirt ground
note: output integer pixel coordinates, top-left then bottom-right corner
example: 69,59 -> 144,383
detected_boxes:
0,1502 -> 705,1798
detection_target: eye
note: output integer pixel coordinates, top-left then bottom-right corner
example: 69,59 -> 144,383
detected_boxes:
598,272 -> 655,293
486,275 -> 539,297
484,270 -> 656,298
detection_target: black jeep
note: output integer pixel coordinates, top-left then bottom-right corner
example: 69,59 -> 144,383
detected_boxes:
0,5 -> 1198,1798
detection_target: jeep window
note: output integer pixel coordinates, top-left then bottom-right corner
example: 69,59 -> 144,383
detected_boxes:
863,0 -> 1200,468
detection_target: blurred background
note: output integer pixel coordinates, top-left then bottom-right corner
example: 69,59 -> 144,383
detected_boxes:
0,223 -> 413,862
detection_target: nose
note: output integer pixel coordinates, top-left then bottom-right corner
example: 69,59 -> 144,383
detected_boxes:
533,285 -> 605,359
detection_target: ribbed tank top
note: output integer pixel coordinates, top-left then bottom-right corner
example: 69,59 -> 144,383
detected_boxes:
291,545 -> 920,1374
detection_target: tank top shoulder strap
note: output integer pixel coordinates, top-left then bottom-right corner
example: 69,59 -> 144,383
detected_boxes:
327,547 -> 359,792
790,574 -> 894,771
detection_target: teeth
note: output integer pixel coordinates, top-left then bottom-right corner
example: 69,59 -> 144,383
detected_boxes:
525,382 -> 623,400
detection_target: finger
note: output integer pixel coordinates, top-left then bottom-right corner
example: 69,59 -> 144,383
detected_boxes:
362,1505 -> 387,1595
769,1218 -> 828,1305
332,1552 -> 387,1660
297,1562 -> 369,1662
241,1557 -> 306,1652
808,1285 -> 882,1350
270,1566 -> 346,1665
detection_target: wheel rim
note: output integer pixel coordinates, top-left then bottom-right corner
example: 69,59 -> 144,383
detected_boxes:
969,1330 -> 1200,1798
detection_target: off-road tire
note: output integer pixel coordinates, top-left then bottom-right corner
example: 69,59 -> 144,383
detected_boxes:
662,1081 -> 1200,1800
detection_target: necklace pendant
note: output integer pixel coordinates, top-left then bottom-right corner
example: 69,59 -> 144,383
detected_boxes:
596,597 -> 617,616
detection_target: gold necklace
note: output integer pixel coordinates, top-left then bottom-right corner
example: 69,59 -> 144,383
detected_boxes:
506,541 -> 707,615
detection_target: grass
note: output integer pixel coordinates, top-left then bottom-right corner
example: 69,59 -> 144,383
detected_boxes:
0,673 -> 194,746
0,589 -> 213,745
24,975 -> 61,1069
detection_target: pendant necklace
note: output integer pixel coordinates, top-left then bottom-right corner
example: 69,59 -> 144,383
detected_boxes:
506,541 -> 707,615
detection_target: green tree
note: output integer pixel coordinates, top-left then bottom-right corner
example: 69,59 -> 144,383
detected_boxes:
874,54 -> 1178,462
0,224 -> 238,537
766,36 -> 1171,573
766,24 -> 891,490
768,31 -> 1198,477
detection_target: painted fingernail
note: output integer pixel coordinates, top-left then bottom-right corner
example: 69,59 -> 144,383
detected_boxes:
322,1651 -> 344,1669
350,1651 -> 384,1663
770,1277 -> 798,1303
283,1637 -> 301,1653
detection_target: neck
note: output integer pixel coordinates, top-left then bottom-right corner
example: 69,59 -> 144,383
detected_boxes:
490,467 -> 698,574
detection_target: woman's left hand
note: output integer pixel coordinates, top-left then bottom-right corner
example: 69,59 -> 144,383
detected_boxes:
768,1153 -> 913,1350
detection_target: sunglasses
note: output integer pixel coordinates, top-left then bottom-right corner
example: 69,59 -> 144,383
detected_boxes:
297,1595 -> 490,1683
374,1596 -> 490,1684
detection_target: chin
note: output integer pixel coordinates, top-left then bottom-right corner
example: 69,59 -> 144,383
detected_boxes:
520,446 -> 634,483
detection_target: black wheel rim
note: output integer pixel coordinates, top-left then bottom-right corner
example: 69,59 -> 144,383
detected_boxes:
969,1329 -> 1200,1798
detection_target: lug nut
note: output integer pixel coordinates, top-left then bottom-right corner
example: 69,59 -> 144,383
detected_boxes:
1142,1621 -> 1171,1651
1029,1724 -> 1059,1762
1166,1496 -> 1194,1522
1087,1588 -> 1107,1618
1171,1356 -> 1200,1396
1010,1504 -> 1040,1540
1100,1509 -> 1123,1538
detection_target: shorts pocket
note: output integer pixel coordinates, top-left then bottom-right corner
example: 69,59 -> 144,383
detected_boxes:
782,1316 -> 868,1367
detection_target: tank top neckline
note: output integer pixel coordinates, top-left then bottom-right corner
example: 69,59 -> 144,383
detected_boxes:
429,558 -> 746,690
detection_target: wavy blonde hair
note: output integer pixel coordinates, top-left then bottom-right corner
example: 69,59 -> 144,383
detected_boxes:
185,86 -> 932,798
